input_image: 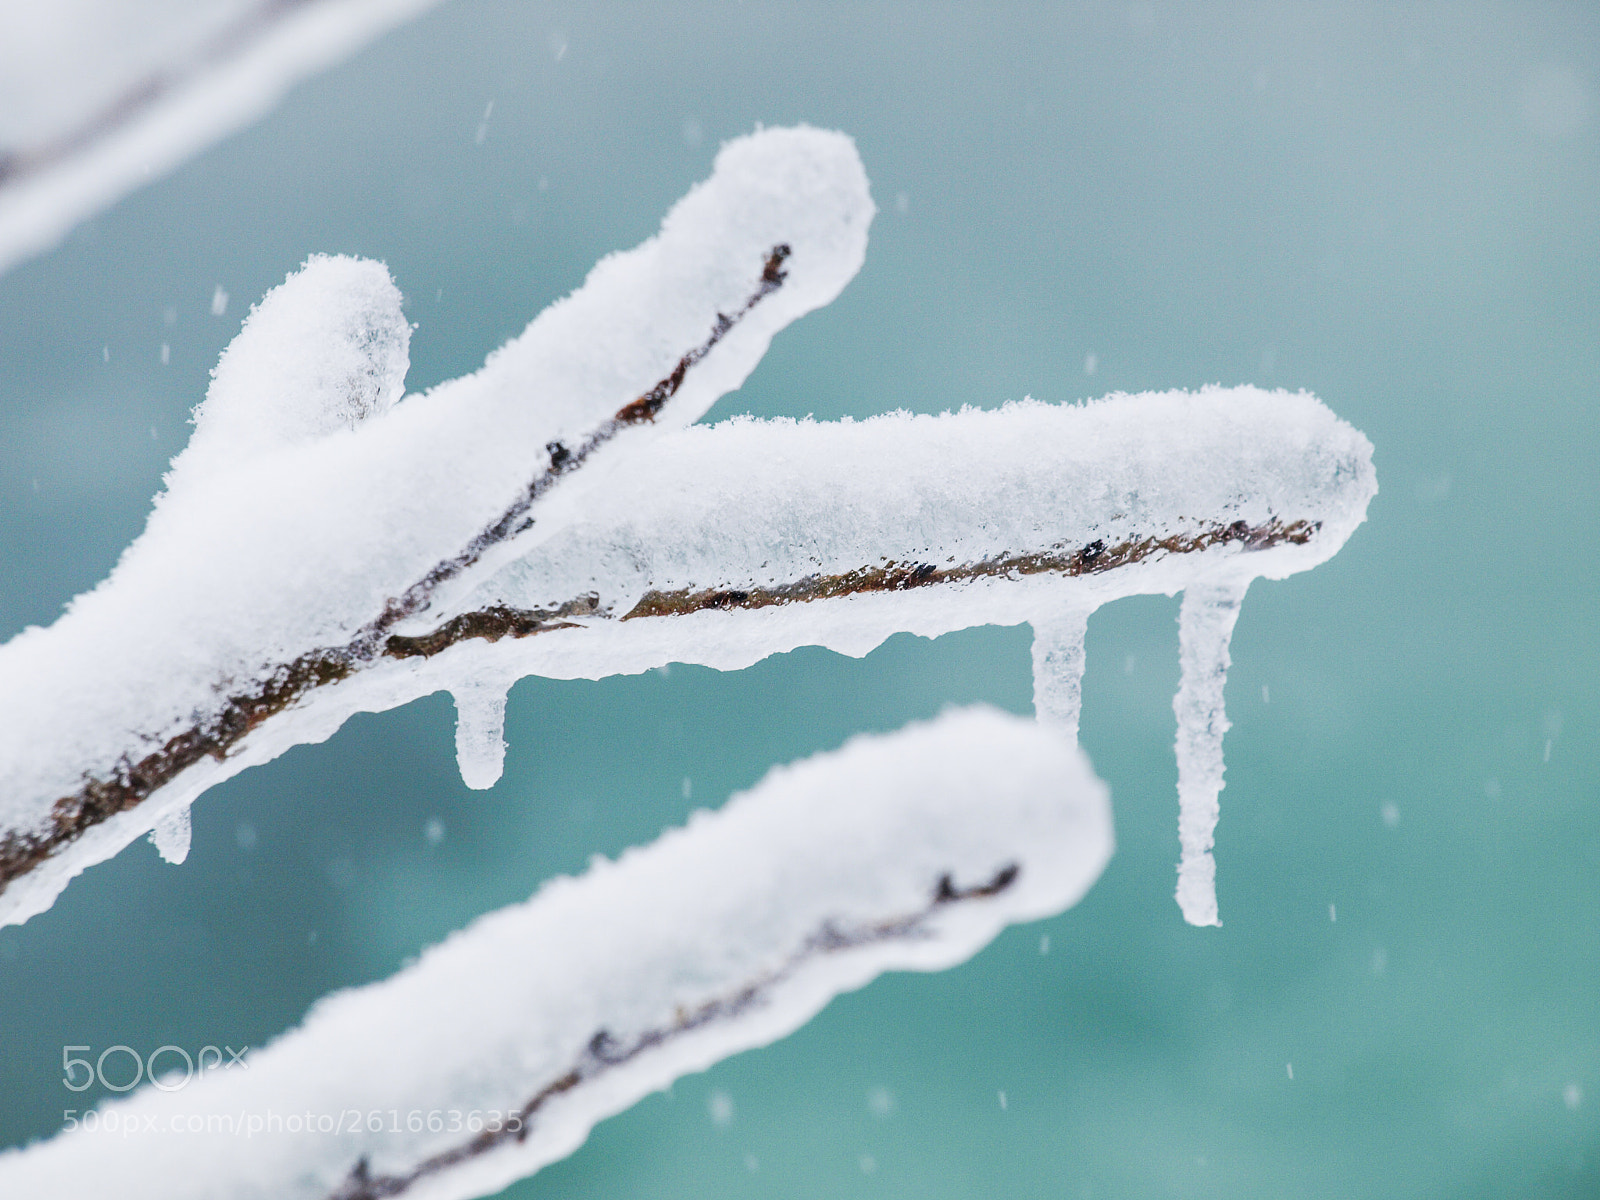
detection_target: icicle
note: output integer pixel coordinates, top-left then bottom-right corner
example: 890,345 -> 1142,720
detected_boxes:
1031,608 -> 1090,741
452,681 -> 508,790
149,804 -> 192,865
1172,579 -> 1248,926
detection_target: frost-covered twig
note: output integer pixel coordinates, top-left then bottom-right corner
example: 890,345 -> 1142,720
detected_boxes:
0,389 -> 1372,928
0,238 -> 789,893
357,240 -> 795,646
330,862 -> 1022,1200
382,388 -> 1371,931
0,708 -> 1114,1200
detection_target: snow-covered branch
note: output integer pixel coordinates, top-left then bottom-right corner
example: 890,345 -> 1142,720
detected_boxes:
0,125 -> 1374,934
0,708 -> 1113,1200
0,235 -> 793,903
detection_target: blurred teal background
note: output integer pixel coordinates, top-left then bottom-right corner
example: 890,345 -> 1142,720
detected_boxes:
1,2 -> 1597,1196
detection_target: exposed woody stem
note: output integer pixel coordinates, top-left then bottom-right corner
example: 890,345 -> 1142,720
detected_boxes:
617,518 -> 1316,621
327,861 -> 1021,1200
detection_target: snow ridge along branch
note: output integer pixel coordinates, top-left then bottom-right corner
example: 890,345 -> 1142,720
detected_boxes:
328,859 -> 1020,1200
0,708 -> 1114,1200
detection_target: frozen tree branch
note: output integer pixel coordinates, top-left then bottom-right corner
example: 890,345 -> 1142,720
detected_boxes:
0,110 -> 1379,1199
0,241 -> 793,905
0,709 -> 1114,1200
0,236 -> 793,902
330,859 -> 1023,1200
0,386 -> 1373,928
0,126 -> 1375,934
356,242 -> 795,646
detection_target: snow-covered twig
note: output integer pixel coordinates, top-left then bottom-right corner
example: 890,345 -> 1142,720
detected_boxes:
358,241 -> 796,646
0,708 -> 1113,1200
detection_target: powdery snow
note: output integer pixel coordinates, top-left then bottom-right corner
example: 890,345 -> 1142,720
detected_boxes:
171,253 -> 412,482
0,708 -> 1113,1200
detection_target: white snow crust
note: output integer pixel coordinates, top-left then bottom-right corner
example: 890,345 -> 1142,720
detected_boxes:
471,388 -> 1373,623
173,253 -> 412,479
0,707 -> 1113,1200
0,0 -> 448,277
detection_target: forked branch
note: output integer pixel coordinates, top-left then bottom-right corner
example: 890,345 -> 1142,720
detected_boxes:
0,245 -> 792,896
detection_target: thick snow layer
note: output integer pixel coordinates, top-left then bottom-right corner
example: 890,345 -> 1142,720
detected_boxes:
0,0 -> 448,277
470,388 -> 1373,622
173,253 -> 412,476
0,708 -> 1114,1200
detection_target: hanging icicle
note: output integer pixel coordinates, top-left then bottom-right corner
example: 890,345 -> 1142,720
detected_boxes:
1031,607 -> 1090,742
452,681 -> 509,791
1172,579 -> 1248,927
149,803 -> 192,865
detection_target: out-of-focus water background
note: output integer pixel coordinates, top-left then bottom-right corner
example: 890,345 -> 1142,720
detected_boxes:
1,3 -> 1596,1196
